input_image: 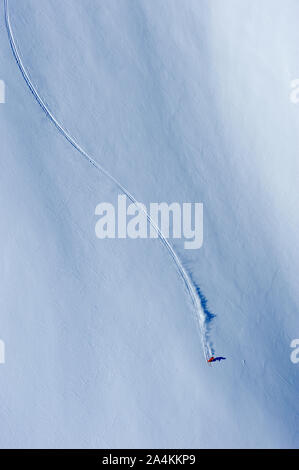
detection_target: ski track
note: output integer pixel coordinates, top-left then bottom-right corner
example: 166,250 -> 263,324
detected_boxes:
4,0 -> 214,362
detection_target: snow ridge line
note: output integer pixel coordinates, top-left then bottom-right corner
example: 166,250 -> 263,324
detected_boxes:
4,0 -> 213,361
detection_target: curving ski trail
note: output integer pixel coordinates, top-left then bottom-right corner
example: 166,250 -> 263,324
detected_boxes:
4,0 -> 214,361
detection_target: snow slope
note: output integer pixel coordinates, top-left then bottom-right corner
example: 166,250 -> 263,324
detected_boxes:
0,0 -> 298,448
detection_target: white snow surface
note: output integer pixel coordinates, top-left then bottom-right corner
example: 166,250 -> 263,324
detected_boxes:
0,0 -> 298,448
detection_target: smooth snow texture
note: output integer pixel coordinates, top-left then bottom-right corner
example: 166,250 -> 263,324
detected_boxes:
0,0 -> 298,448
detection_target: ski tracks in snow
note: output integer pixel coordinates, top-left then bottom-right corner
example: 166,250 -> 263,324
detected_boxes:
4,0 -> 215,362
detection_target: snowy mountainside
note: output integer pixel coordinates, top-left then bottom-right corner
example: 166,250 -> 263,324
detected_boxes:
0,0 -> 298,448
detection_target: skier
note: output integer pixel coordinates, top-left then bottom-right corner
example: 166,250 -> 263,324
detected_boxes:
207,356 -> 226,363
